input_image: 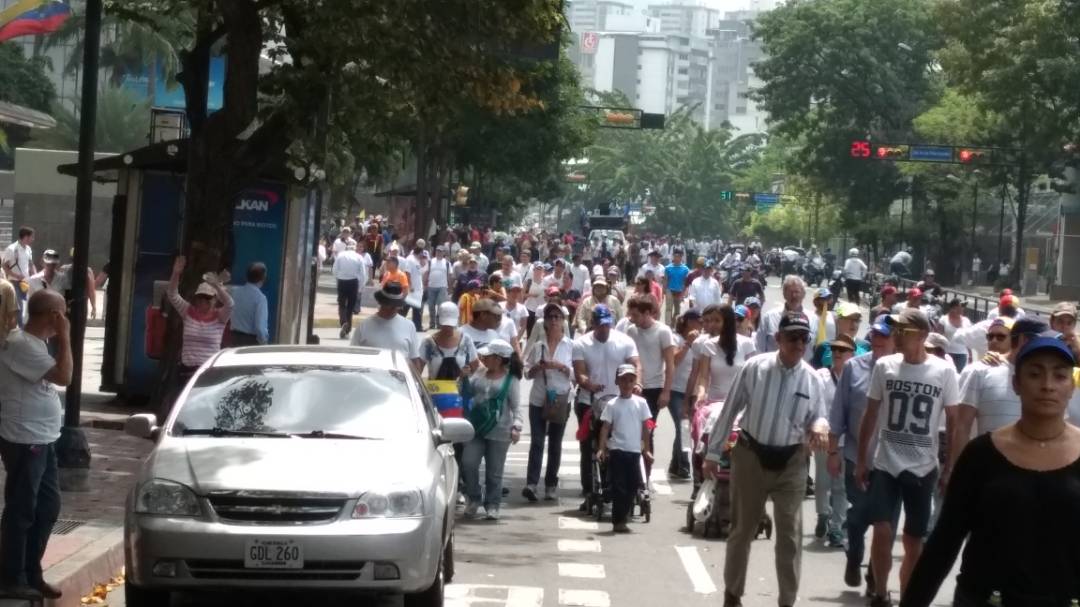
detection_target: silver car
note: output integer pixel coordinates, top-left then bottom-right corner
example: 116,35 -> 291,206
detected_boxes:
122,346 -> 474,606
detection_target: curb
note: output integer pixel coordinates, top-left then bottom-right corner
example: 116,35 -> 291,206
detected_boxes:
0,525 -> 127,607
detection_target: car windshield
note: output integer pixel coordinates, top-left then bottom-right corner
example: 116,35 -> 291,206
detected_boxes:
172,365 -> 418,439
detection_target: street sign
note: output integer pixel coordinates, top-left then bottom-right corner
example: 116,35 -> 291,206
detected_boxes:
581,32 -> 599,55
720,191 -> 734,201
753,192 -> 779,204
909,145 -> 954,163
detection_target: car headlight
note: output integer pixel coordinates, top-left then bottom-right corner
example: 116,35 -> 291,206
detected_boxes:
135,480 -> 201,516
353,488 -> 423,518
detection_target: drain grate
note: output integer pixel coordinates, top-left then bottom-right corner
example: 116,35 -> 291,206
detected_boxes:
51,519 -> 85,535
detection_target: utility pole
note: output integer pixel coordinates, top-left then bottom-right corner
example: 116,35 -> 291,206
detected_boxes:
58,0 -> 103,491
813,192 -> 821,244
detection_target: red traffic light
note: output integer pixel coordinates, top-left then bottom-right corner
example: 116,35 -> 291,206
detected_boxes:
875,145 -> 907,159
958,148 -> 989,164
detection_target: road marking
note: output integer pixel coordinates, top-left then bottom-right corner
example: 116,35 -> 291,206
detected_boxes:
675,545 -> 718,595
558,539 -> 602,553
558,589 -> 611,607
558,563 -> 606,579
445,584 -> 544,607
558,516 -> 599,531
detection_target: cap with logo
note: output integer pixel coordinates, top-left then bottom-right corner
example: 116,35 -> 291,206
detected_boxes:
869,314 -> 892,337
616,363 -> 638,378
887,308 -> 931,332
734,305 -> 749,319
593,304 -> 615,326
778,312 -> 811,333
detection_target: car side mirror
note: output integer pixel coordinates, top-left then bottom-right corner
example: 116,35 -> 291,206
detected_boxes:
436,418 -> 475,445
125,413 -> 160,440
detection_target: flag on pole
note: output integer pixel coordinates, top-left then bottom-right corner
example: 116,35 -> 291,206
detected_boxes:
0,1 -> 72,43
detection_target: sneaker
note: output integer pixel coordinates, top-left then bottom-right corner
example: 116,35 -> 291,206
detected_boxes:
826,530 -> 846,549
722,592 -> 742,607
464,501 -> 481,519
578,500 -> 589,512
485,507 -> 501,521
522,485 -> 538,503
339,325 -> 349,339
612,523 -> 631,533
814,514 -> 827,538
869,592 -> 892,607
843,558 -> 861,588
544,486 -> 557,501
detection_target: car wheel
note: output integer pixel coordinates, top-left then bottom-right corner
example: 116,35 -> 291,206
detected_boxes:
125,583 -> 170,607
403,559 -> 444,607
443,531 -> 455,584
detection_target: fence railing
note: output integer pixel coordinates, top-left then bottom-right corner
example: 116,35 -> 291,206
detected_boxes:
892,277 -> 1049,324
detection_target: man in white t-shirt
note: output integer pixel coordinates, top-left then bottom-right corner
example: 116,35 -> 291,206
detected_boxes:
856,308 -> 960,606
331,227 -> 357,259
351,282 -> 421,370
842,248 -> 868,305
624,293 -> 675,477
572,305 -> 641,500
948,318 -> 1045,467
3,227 -> 36,326
460,298 -> 502,352
425,246 -> 453,331
636,250 -> 665,281
570,253 -> 591,295
402,240 -> 427,331
686,263 -> 722,310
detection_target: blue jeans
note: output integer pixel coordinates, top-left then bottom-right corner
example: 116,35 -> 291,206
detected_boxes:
0,439 -> 60,587
15,287 -> 26,329
814,450 -> 846,535
667,391 -> 689,473
527,404 -> 566,488
844,458 -> 871,567
462,437 -> 511,510
426,287 -> 449,328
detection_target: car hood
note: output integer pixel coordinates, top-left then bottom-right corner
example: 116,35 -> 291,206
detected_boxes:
146,436 -> 432,497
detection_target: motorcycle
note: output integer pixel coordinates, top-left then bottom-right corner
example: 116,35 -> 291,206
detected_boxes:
803,255 -> 827,287
829,271 -> 845,306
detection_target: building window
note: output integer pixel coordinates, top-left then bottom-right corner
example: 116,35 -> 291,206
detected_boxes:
678,68 -> 688,75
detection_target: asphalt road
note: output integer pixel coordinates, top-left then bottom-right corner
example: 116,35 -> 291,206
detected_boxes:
102,277 -> 958,606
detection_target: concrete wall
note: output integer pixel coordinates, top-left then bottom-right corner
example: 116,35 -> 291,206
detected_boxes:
13,148 -> 117,271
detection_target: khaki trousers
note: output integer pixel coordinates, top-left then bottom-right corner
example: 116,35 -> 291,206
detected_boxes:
724,441 -> 806,606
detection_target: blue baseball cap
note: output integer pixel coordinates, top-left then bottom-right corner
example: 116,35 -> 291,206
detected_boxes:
744,296 -> 762,308
593,304 -> 615,326
734,305 -> 749,319
815,287 -> 832,300
1015,335 -> 1076,368
869,314 -> 892,337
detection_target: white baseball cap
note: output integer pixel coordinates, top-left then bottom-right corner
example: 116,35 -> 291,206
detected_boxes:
437,302 -> 460,327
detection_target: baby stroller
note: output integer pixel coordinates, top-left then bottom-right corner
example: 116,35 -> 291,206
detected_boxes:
581,395 -> 652,523
685,401 -> 772,540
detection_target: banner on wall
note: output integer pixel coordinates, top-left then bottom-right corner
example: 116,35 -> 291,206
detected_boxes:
231,183 -> 287,342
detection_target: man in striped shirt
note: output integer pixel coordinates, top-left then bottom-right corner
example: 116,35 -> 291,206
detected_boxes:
705,312 -> 829,607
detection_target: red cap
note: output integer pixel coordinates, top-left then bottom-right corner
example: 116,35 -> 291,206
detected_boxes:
545,286 -> 562,297
881,285 -> 897,296
908,287 -> 923,299
1001,288 -> 1013,297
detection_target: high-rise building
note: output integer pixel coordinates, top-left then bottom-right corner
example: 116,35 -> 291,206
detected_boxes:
647,2 -> 720,38
708,12 -> 767,134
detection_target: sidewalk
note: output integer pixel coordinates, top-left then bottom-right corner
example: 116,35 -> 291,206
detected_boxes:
0,429 -> 152,607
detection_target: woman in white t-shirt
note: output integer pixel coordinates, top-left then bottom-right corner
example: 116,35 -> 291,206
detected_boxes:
522,304 -> 575,501
418,302 -> 479,381
523,264 -> 547,336
941,298 -> 972,373
667,310 -> 703,478
688,304 -> 756,409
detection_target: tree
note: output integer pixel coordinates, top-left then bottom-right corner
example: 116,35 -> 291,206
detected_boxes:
751,0 -> 943,249
31,86 -> 150,152
0,42 -> 57,160
937,0 -> 1080,284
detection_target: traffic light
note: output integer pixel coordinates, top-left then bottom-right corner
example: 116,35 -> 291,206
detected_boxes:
720,191 -> 734,201
602,110 -> 639,128
566,172 -> 587,183
875,145 -> 908,160
454,185 -> 469,206
958,147 -> 991,164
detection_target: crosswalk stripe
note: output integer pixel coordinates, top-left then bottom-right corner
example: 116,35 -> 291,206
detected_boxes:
558,563 -> 606,579
445,584 -> 544,607
558,516 -> 599,531
558,539 -> 601,553
558,589 -> 611,607
675,546 -> 718,595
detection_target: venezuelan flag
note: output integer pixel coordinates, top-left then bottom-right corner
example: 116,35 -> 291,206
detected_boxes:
425,380 -> 464,419
0,1 -> 71,43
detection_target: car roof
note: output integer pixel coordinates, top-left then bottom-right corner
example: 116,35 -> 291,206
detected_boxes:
209,346 -> 410,371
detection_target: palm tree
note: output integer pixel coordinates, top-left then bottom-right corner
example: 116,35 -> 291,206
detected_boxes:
43,10 -> 192,99
30,85 -> 150,153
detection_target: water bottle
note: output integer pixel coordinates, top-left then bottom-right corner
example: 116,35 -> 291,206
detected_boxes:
987,590 -> 1003,607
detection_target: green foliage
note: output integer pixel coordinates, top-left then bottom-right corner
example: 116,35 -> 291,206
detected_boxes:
0,42 -> 57,111
30,86 -> 151,153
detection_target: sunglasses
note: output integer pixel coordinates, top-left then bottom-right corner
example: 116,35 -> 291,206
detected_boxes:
780,333 -> 810,344
987,333 -> 1010,342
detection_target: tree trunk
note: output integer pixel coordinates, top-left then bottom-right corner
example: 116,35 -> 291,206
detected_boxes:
414,139 -> 428,243
1011,162 -> 1031,289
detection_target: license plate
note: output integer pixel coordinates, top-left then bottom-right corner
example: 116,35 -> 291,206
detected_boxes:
244,539 -> 303,569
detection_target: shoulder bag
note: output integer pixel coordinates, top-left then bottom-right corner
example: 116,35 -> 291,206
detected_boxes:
466,373 -> 513,437
539,343 -> 573,424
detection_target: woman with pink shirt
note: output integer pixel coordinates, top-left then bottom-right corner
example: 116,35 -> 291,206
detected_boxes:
166,256 -> 234,387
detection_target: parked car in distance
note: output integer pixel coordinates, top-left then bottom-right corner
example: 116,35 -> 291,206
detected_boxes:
123,345 -> 474,607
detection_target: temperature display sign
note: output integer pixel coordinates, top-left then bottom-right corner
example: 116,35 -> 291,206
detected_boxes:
850,140 -> 871,158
